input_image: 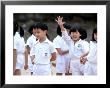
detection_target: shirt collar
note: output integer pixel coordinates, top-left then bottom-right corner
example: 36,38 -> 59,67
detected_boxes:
32,34 -> 36,39
36,37 -> 50,43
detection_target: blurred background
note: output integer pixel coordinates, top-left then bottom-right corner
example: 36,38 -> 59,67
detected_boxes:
14,13 -> 97,42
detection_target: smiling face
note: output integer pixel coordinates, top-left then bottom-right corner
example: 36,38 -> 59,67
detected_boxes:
70,31 -> 81,42
35,28 -> 47,40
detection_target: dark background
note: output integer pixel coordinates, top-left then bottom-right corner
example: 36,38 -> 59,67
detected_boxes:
14,13 -> 97,42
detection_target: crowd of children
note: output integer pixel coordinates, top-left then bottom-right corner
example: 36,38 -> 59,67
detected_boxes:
13,16 -> 97,76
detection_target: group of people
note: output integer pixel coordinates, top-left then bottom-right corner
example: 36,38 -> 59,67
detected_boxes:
13,16 -> 97,76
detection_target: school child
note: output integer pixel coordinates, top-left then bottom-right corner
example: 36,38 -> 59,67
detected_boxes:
13,22 -> 28,75
81,28 -> 97,75
55,16 -> 89,75
53,23 -> 71,75
26,24 -> 38,75
30,22 -> 56,75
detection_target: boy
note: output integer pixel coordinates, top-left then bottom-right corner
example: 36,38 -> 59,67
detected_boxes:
30,22 -> 56,75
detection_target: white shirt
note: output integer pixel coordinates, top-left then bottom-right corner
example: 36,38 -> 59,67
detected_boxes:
53,35 -> 69,63
26,34 -> 37,49
14,32 -> 25,54
87,41 -> 97,64
62,30 -> 89,60
30,38 -> 56,64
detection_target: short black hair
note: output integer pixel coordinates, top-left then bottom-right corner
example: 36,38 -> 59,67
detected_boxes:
28,24 -> 35,35
57,23 -> 71,36
92,28 -> 97,41
35,22 -> 48,31
70,23 -> 87,40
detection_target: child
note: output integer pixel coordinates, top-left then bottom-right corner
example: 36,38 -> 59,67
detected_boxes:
82,28 -> 97,75
26,24 -> 38,75
55,16 -> 89,75
30,22 -> 56,75
53,23 -> 71,75
13,22 -> 28,75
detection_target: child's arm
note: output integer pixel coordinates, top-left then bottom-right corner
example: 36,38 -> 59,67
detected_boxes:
56,48 -> 69,56
80,52 -> 89,64
13,49 -> 17,74
24,48 -> 28,70
55,16 -> 71,45
50,52 -> 56,61
30,45 -> 35,64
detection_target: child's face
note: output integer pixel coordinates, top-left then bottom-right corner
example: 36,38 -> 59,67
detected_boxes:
70,31 -> 81,41
94,33 -> 97,41
35,28 -> 47,40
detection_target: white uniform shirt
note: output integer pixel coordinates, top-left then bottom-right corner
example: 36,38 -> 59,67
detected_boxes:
14,32 -> 25,54
30,38 -> 56,64
26,34 -> 37,49
62,30 -> 89,60
53,35 -> 69,63
87,41 -> 97,64
14,32 -> 25,64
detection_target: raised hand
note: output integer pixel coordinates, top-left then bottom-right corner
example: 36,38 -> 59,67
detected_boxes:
55,16 -> 65,26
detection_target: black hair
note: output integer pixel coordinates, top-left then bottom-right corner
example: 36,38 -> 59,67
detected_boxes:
70,23 -> 87,40
13,21 -> 24,37
14,22 -> 19,36
28,23 -> 36,34
92,28 -> 97,41
19,26 -> 24,37
35,22 -> 48,31
57,23 -> 71,36
35,22 -> 50,39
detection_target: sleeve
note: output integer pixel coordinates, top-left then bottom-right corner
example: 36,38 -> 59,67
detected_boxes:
82,41 -> 89,54
50,43 -> 57,54
62,29 -> 71,45
14,37 -> 18,49
53,38 -> 60,48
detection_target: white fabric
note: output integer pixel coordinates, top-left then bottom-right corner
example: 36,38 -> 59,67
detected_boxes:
30,38 -> 56,64
53,35 -> 70,73
26,34 -> 37,72
33,64 -> 51,75
14,32 -> 25,69
62,30 -> 89,75
84,41 -> 97,75
87,41 -> 97,64
84,61 -> 97,75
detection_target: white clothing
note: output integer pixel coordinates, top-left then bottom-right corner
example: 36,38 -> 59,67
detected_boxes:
62,30 -> 89,75
14,32 -> 25,69
84,41 -> 97,75
53,35 -> 70,73
30,38 -> 56,75
26,34 -> 37,73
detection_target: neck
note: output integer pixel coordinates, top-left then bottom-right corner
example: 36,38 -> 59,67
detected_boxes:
39,37 -> 46,43
73,39 -> 80,44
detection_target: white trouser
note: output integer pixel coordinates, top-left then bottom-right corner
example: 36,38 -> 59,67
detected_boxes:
56,56 -> 70,73
33,64 -> 51,75
16,53 -> 25,69
70,59 -> 85,75
84,61 -> 97,75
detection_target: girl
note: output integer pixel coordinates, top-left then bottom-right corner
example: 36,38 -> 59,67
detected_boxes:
26,24 -> 38,75
53,23 -> 71,75
13,22 -> 28,75
30,22 -> 56,75
55,16 -> 89,75
82,28 -> 97,75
